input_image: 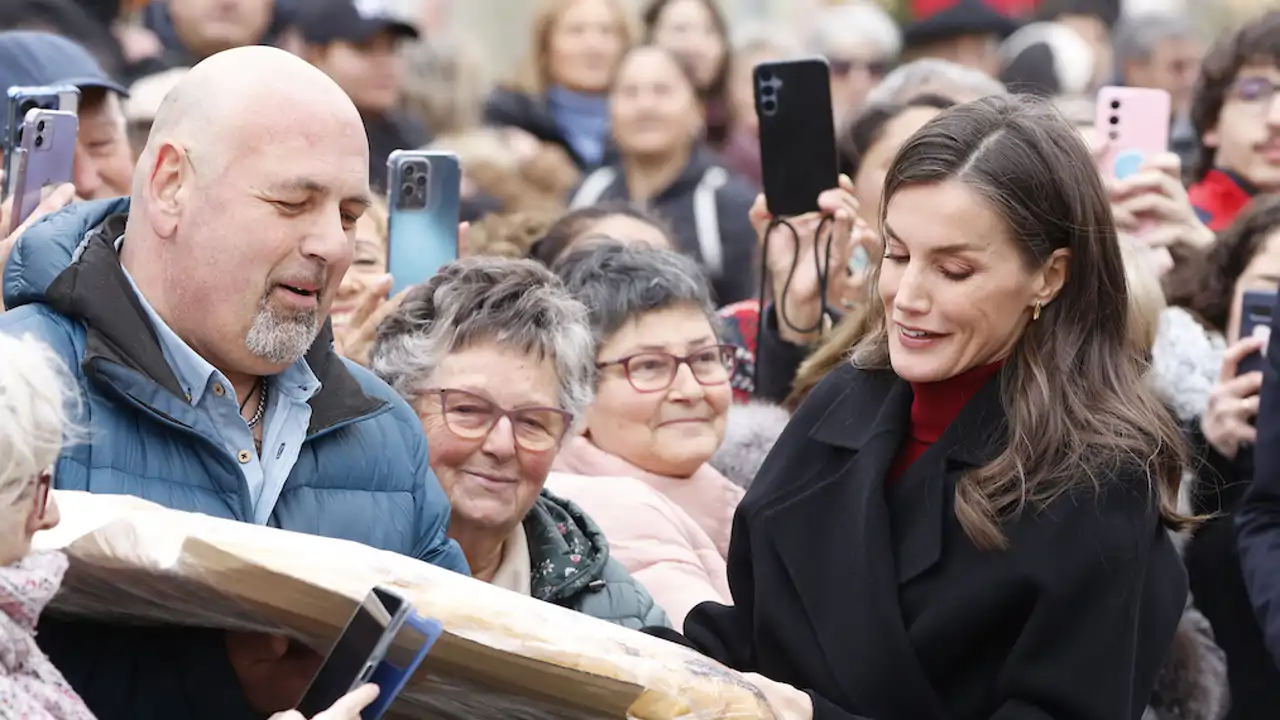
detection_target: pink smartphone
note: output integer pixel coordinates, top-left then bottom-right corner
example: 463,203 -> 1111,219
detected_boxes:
9,108 -> 77,235
1095,86 -> 1172,181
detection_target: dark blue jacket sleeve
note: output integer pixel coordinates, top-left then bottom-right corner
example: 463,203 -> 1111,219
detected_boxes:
38,616 -> 257,720
1235,290 -> 1280,666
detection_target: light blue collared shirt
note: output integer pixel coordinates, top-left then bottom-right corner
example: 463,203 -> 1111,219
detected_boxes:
121,267 -> 321,525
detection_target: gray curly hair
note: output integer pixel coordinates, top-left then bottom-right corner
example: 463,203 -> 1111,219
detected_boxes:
552,242 -> 718,350
368,257 -> 596,420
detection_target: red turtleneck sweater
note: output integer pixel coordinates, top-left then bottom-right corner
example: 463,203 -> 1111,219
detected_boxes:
887,362 -> 1004,484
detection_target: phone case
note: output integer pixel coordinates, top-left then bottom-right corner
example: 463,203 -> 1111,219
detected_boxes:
9,109 -> 77,235
361,613 -> 444,719
1095,86 -> 1172,180
754,58 -> 839,217
3,85 -> 78,200
296,589 -> 412,717
386,150 -> 461,296
1239,290 -> 1276,378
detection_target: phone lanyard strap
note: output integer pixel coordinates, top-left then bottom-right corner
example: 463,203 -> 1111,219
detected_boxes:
752,213 -> 838,390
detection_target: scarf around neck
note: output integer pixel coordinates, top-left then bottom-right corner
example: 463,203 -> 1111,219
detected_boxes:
0,550 -> 96,720
552,436 -> 743,558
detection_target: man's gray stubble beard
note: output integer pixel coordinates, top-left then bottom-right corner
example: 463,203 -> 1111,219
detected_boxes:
244,293 -> 320,365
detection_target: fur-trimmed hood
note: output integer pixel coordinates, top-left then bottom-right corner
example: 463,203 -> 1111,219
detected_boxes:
710,401 -> 792,490
1151,306 -> 1226,424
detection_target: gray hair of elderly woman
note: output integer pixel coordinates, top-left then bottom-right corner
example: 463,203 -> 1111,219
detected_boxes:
808,0 -> 903,60
0,333 -> 79,506
368,257 -> 596,420
867,59 -> 1008,105
552,242 -> 718,350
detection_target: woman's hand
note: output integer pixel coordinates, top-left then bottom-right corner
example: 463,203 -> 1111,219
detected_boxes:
743,672 -> 814,720
332,275 -> 406,368
267,684 -> 380,720
1202,335 -> 1268,459
1107,152 -> 1214,254
752,174 -> 858,346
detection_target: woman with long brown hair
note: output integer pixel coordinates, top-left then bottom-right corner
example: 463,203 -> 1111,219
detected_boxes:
649,95 -> 1190,719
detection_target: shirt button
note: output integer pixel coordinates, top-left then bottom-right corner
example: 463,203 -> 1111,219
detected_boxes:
213,384 -> 226,397
237,450 -> 251,464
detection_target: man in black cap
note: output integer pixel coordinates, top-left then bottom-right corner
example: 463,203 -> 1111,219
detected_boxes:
290,0 -> 425,193
901,0 -> 1022,78
0,31 -> 135,200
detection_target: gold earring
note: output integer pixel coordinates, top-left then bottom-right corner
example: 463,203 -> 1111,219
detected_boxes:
1032,301 -> 1043,321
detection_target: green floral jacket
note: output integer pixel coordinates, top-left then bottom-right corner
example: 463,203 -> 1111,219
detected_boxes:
525,489 -> 671,630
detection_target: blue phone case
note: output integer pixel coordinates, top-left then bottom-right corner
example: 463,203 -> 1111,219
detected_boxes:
361,612 -> 444,719
1238,289 -> 1276,378
386,150 -> 461,296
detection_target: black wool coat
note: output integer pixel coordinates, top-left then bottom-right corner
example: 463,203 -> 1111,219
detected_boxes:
652,363 -> 1188,720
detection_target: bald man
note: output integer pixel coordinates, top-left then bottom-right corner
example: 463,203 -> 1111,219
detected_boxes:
0,46 -> 467,719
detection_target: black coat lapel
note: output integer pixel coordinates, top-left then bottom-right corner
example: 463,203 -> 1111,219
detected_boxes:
886,373 -> 1007,582
759,376 -> 949,718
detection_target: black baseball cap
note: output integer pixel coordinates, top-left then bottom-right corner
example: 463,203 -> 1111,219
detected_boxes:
292,0 -> 420,46
0,31 -> 129,97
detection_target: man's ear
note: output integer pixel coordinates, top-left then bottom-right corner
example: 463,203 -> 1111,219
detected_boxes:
145,141 -> 188,239
1035,248 -> 1072,306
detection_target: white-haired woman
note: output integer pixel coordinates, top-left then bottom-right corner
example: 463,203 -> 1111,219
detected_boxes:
0,333 -> 381,720
810,0 -> 903,121
369,257 -> 728,628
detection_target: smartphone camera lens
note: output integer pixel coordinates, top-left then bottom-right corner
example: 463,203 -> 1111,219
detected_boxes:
36,120 -> 45,132
1110,99 -> 1121,110
401,183 -> 415,198
762,99 -> 778,114
759,70 -> 774,83
1109,115 -> 1119,125
415,174 -> 427,186
34,134 -> 44,148
403,164 -> 416,177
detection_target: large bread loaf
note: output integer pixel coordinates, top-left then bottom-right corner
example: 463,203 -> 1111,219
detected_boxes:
34,491 -> 775,719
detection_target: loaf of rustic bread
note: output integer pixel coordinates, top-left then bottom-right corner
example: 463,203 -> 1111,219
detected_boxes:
35,491 -> 775,720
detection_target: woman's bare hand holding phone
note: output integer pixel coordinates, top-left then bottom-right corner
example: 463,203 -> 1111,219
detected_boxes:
753,174 -> 858,346
1203,336 -> 1268,459
1106,152 -> 1213,253
269,684 -> 380,720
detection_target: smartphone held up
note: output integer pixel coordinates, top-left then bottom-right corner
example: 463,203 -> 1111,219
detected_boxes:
8,108 -> 77,235
3,84 -> 79,201
753,57 -> 839,217
1094,85 -> 1172,181
385,150 -> 461,297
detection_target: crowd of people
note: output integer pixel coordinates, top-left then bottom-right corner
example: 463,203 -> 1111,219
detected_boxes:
2,0 -> 1280,719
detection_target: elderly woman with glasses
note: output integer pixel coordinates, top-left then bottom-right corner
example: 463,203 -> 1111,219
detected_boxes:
369,257 -> 671,629
551,242 -> 745,558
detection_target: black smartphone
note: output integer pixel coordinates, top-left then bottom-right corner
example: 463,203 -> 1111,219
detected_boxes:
753,58 -> 839,217
3,85 -> 79,200
295,587 -> 412,717
1239,290 -> 1276,378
